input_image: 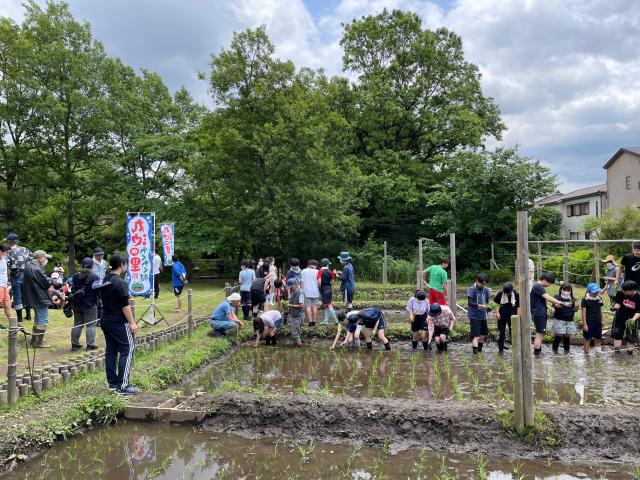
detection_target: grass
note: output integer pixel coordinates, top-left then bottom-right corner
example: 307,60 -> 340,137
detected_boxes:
494,408 -> 561,446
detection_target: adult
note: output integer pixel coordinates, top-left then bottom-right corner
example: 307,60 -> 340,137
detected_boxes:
23,250 -> 54,348
239,259 -> 256,321
337,251 -> 355,310
171,254 -> 187,312
0,243 -> 15,329
250,263 -> 270,316
98,254 -> 138,394
6,233 -> 31,322
617,241 -> 640,286
467,273 -> 490,354
70,258 -> 100,351
425,258 -> 449,305
152,250 -> 163,300
265,257 -> 278,306
301,259 -> 320,326
254,310 -> 282,346
210,293 -> 244,336
91,247 -> 108,283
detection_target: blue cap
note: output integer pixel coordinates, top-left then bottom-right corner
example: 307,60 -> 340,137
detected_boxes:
67,277 -> 74,284
287,278 -> 299,286
586,283 -> 600,294
6,233 -> 18,241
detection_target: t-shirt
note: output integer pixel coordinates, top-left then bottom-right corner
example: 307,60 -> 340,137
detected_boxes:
530,283 -> 548,318
260,310 -> 281,328
621,254 -> 640,284
467,284 -> 490,321
239,269 -> 256,292
211,300 -> 233,322
406,297 -> 429,315
286,268 -> 302,282
301,266 -> 320,298
614,291 -> 640,319
318,268 -> 334,288
426,265 -> 447,293
171,262 -> 187,288
288,288 -> 303,317
98,273 -> 130,324
581,296 -> 603,324
0,257 -> 8,288
552,294 -> 575,321
251,277 -> 266,292
152,255 -> 162,275
494,291 -> 520,320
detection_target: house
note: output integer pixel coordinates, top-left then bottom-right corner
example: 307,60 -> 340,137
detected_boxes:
536,184 -> 608,240
603,147 -> 640,210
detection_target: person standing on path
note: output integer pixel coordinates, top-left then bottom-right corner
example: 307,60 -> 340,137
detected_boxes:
171,254 -> 187,312
0,243 -> 15,329
70,257 -> 100,351
152,250 -> 163,300
617,242 -> 640,287
239,259 -> 256,321
425,258 -> 449,305
23,250 -> 54,348
337,252 -> 355,310
6,233 -> 31,322
98,254 -> 138,394
301,259 -> 320,326
92,247 -> 107,319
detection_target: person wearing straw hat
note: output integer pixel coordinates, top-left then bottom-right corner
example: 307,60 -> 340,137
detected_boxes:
602,255 -> 618,309
23,250 -> 54,348
336,251 -> 355,310
210,292 -> 244,336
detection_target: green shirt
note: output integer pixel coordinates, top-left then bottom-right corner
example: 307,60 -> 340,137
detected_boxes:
426,264 -> 448,293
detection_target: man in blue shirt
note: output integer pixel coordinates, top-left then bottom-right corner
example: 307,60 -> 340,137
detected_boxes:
171,255 -> 187,312
238,259 -> 256,321
210,293 -> 244,336
337,251 -> 355,310
467,273 -> 491,354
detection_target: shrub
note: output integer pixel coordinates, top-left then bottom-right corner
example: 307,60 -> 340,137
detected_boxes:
487,268 -> 513,285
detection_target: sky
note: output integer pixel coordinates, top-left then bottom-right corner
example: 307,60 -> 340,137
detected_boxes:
1,0 -> 639,193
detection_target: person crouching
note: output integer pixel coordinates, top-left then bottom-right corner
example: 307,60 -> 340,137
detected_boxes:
254,310 -> 282,346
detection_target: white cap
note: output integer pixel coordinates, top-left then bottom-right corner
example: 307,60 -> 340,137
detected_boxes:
227,293 -> 241,302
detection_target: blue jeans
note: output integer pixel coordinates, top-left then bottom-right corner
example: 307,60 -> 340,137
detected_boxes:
34,307 -> 49,327
11,272 -> 23,310
210,319 -> 237,333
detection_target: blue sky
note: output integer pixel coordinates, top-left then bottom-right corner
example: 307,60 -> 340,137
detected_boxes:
1,0 -> 639,193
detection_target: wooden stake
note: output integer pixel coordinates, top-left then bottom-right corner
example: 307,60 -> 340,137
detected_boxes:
490,243 -> 496,270
511,314 -> 524,433
418,239 -> 423,291
563,241 -> 569,283
7,316 -> 17,405
382,241 -> 388,286
536,241 -> 542,279
187,288 -> 194,338
594,240 -> 600,286
449,233 -> 457,312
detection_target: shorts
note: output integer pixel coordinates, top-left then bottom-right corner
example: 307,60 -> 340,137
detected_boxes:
411,314 -> 427,332
0,286 -> 10,306
533,316 -> 547,334
612,315 -> 638,342
433,326 -> 450,338
470,318 -> 488,337
552,319 -> 577,336
363,314 -> 386,330
304,296 -> 319,307
321,286 -> 333,306
173,286 -> 184,297
429,289 -> 446,306
342,289 -> 354,304
240,290 -> 251,306
251,289 -> 266,308
346,321 -> 359,333
583,321 -> 603,340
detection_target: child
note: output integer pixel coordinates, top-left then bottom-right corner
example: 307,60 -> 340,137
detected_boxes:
358,307 -> 391,350
254,310 -> 282,346
427,303 -> 456,352
530,273 -> 565,355
602,255 -> 618,310
493,282 -> 520,354
287,278 -> 304,346
611,280 -> 640,354
582,283 -> 604,354
250,263 -> 271,317
406,290 -> 429,350
551,282 -> 579,354
467,273 -> 491,354
319,258 -> 339,326
50,261 -> 64,289
336,309 -> 363,348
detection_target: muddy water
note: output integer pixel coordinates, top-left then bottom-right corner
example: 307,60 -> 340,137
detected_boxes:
5,422 -> 628,479
193,344 -> 640,405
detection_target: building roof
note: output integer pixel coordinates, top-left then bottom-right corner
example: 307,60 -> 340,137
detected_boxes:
536,184 -> 607,206
603,147 -> 640,169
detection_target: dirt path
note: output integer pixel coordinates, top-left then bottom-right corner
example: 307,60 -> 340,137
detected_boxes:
191,393 -> 640,465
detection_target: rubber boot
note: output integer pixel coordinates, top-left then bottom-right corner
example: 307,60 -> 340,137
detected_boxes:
422,341 -> 429,351
24,308 -> 32,321
443,341 -> 448,351
472,346 -> 478,354
436,342 -> 443,352
563,336 -> 571,353
384,341 -> 391,351
366,342 -> 373,350
16,308 -> 23,323
477,342 -> 483,352
272,335 -> 277,346
534,347 -> 542,355
552,335 -> 561,353
411,340 -> 418,349
33,328 -> 51,349
30,326 -> 37,346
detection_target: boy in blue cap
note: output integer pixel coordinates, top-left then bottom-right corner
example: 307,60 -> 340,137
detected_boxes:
582,283 -> 604,354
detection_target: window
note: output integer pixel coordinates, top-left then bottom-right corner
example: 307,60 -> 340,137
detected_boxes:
585,231 -> 591,240
569,232 -> 580,240
626,176 -> 631,189
566,202 -> 590,217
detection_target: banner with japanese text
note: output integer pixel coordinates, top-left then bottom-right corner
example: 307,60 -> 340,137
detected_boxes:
126,213 -> 154,297
159,223 -> 175,266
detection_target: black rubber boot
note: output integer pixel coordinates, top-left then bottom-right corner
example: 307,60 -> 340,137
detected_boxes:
16,308 -> 23,323
411,340 -> 418,349
384,341 -> 391,351
436,342 -> 443,352
272,335 -> 277,346
366,342 -> 373,350
534,347 -> 542,355
552,335 -> 561,352
443,342 -> 448,351
422,342 -> 430,351
473,346 -> 478,354
477,342 -> 483,352
563,336 -> 570,353
24,308 -> 32,321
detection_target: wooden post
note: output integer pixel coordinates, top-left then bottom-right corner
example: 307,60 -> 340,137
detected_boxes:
490,243 -> 496,270
224,282 -> 231,298
382,241 -> 388,286
7,316 -> 17,405
418,239 -> 423,290
516,211 -> 534,428
594,240 -> 600,286
511,314 -> 524,433
449,233 -> 457,313
129,299 -> 136,323
536,241 -> 542,279
187,288 -> 194,338
563,241 -> 569,283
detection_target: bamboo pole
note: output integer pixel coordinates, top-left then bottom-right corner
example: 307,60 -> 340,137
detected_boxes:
449,233 -> 457,312
187,288 -> 194,338
490,243 -> 496,270
563,241 -> 569,283
511,314 -> 524,433
536,241 -> 542,279
594,240 -> 600,286
7,316 -> 17,405
382,241 -> 388,286
418,239 -> 423,291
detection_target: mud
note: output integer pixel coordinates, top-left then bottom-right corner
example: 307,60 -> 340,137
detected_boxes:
193,392 -> 640,466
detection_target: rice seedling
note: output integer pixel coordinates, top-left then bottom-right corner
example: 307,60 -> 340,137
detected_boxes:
475,454 -> 488,480
411,448 -> 428,479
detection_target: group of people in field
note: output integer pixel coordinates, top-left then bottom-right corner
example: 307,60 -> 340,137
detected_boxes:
210,242 -> 640,356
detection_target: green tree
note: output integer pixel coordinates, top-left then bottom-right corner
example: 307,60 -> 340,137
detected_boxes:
530,206 -> 563,240
585,206 -> 640,245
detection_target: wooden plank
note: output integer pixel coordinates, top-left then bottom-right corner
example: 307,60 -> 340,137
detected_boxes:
494,239 -> 640,245
449,233 -> 457,312
511,314 -> 524,433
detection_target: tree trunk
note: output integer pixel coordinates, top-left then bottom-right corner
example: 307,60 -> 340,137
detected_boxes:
66,201 -> 76,274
